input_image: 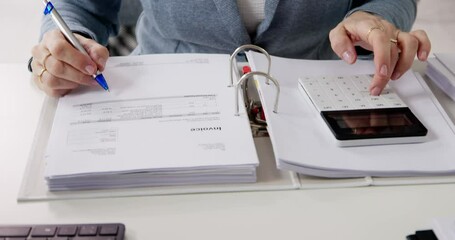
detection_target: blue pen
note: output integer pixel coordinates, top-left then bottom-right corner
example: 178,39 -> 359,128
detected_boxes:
42,0 -> 110,91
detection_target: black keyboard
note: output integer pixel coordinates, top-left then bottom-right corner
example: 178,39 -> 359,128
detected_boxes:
0,223 -> 125,240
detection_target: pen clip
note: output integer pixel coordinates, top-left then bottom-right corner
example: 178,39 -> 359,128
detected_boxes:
43,1 -> 54,15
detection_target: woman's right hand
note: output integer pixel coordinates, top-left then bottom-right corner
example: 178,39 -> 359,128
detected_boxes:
31,29 -> 109,97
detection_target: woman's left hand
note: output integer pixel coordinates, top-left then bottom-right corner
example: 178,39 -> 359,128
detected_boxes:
329,11 -> 431,96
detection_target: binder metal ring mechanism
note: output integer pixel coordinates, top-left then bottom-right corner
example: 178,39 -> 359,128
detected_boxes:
230,45 -> 280,137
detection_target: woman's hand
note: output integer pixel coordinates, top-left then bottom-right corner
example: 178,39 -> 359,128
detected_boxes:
329,11 -> 431,96
30,29 -> 109,97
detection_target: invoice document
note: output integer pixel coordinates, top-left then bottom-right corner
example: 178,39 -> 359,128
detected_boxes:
44,54 -> 259,191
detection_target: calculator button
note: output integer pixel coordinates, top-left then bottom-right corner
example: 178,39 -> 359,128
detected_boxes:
318,76 -> 337,87
352,76 -> 370,91
299,74 -> 407,112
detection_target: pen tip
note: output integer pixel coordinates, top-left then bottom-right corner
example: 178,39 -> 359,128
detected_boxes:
94,74 -> 110,92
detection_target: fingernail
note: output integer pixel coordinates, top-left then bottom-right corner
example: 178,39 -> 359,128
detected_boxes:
419,51 -> 428,60
342,51 -> 354,64
85,65 -> 95,75
392,72 -> 401,80
380,65 -> 388,77
371,86 -> 382,96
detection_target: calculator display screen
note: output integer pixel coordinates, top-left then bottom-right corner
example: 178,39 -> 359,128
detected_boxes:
321,108 -> 428,140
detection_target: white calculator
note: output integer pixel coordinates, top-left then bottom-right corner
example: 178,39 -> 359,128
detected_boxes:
298,74 -> 428,147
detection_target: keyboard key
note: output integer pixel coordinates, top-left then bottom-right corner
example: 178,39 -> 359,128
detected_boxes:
73,237 -> 116,240
57,225 -> 78,236
79,225 -> 98,236
0,226 -> 31,237
99,225 -> 118,236
31,226 -> 57,237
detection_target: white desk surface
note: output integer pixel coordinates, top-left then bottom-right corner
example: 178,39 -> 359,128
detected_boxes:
1,1 -> 455,239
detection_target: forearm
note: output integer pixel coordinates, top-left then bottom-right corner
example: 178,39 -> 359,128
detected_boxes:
348,0 -> 417,31
40,0 -> 122,45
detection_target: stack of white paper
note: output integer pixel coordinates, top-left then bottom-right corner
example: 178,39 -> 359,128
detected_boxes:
426,53 -> 455,101
247,51 -> 455,178
431,217 -> 455,240
44,54 -> 259,191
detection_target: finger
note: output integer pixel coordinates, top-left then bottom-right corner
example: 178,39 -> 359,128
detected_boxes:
387,30 -> 401,80
33,67 -> 80,90
30,56 -> 46,80
329,23 -> 357,64
43,30 -> 98,75
44,54 -> 99,87
46,75 -> 80,91
410,30 -> 431,61
391,32 -> 418,80
44,88 -> 72,98
31,45 -> 97,89
31,69 -> 77,97
368,32 -> 391,96
31,58 -> 83,91
31,44 -> 51,68
77,35 -> 110,71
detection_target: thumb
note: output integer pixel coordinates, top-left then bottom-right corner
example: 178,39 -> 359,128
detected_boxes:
76,34 -> 109,72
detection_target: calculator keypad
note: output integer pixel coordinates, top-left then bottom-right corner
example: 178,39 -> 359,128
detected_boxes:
299,74 -> 406,111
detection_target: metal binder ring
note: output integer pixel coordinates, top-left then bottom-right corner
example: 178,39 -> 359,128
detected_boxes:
235,71 -> 280,116
229,44 -> 272,87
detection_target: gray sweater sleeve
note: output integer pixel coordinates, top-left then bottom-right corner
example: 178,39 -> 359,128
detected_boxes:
348,0 -> 418,31
40,0 -> 121,45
